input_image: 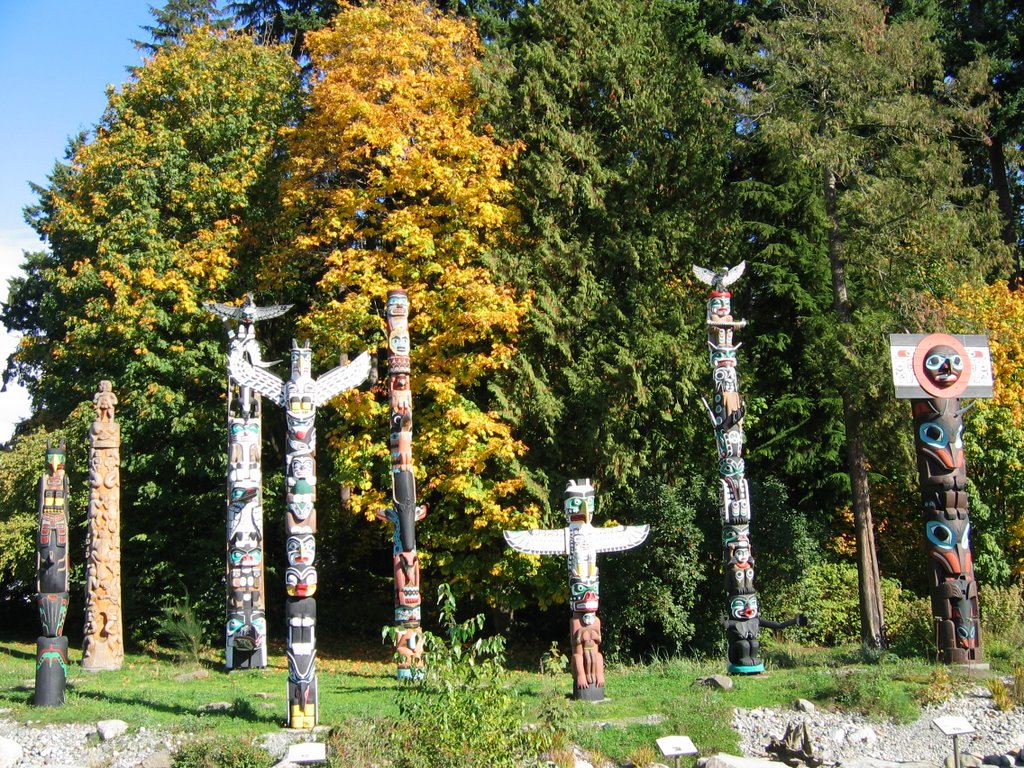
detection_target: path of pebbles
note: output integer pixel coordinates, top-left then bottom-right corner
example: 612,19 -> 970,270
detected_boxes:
733,684 -> 1024,766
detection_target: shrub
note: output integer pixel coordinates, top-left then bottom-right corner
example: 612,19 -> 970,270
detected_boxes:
393,584 -> 542,768
829,667 -> 919,723
160,588 -> 208,665
172,736 -> 270,768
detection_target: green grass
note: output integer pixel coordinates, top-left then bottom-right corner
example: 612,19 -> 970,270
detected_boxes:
0,638 -> 986,765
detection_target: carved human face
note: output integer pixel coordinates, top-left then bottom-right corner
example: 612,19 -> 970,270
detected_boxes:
923,345 -> 964,388
730,594 -> 759,620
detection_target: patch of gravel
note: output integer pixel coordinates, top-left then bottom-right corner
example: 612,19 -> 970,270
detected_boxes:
733,682 -> 1024,766
0,716 -> 327,768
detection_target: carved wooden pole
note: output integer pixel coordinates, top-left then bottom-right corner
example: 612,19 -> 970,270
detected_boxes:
205,295 -> 291,671
229,335 -> 370,728
504,480 -> 648,701
82,380 -> 124,671
377,288 -> 427,679
890,333 -> 993,664
35,440 -> 70,705
694,263 -> 804,674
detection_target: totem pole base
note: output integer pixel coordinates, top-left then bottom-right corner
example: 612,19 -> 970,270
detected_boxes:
226,645 -> 267,671
728,662 -> 765,675
288,704 -> 317,730
396,667 -> 425,681
34,635 -> 69,707
573,685 -> 605,702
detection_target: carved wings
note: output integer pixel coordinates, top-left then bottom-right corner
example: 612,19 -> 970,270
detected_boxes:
203,294 -> 292,323
503,524 -> 650,556
591,524 -> 650,552
228,348 -> 286,407
503,528 -> 570,556
692,262 -> 746,290
314,351 -> 372,406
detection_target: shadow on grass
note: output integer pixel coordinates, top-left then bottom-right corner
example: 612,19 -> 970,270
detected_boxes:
0,645 -> 37,662
68,688 -> 281,724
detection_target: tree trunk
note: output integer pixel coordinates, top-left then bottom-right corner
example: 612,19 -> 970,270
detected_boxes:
824,167 -> 886,649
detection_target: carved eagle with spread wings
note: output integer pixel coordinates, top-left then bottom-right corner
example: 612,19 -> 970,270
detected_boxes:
228,347 -> 372,409
692,262 -> 746,291
203,293 -> 292,325
503,524 -> 650,556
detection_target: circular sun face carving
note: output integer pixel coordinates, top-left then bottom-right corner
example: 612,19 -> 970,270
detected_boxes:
912,334 -> 971,398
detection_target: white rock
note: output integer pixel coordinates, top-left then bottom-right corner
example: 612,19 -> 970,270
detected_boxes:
794,699 -> 816,713
847,727 -> 877,744
697,754 -> 790,768
96,719 -> 129,741
0,737 -> 23,768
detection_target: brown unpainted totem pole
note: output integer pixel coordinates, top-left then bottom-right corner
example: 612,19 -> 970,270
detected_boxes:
890,333 -> 993,664
376,288 -> 427,679
82,380 -> 124,671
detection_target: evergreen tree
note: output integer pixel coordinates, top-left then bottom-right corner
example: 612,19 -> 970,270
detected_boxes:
480,0 -> 736,518
734,0 -> 1010,646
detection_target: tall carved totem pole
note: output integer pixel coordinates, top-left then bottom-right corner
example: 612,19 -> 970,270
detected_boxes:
229,337 -> 370,728
82,380 -> 124,671
890,333 -> 993,664
694,263 -> 803,674
205,295 -> 292,670
504,480 -> 648,700
36,440 -> 70,705
376,289 -> 427,679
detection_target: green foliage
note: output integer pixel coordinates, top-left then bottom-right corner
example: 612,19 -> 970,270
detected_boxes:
829,666 -> 920,723
539,641 -> 567,676
159,589 -> 209,665
3,29 -> 301,638
393,585 -> 540,768
480,0 -> 733,514
599,476 -> 707,660
172,735 -> 270,768
980,583 -> 1024,664
778,561 -> 928,653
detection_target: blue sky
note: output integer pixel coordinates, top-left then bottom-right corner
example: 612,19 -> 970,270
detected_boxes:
0,1 -> 154,440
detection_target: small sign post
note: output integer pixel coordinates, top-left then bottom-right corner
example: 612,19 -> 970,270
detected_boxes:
932,715 -> 975,768
656,735 -> 698,768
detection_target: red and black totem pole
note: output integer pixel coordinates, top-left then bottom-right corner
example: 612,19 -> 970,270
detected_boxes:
890,333 -> 993,664
36,440 -> 70,705
694,263 -> 804,674
376,288 -> 427,679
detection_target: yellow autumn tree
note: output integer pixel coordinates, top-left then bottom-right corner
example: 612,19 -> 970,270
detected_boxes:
266,0 -> 541,606
946,282 -> 1024,579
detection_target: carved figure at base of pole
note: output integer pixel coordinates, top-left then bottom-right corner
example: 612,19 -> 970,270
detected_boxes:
571,613 -> 604,701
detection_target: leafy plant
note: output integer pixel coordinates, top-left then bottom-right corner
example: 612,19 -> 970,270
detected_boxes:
988,677 -> 1014,711
540,641 -> 568,676
159,589 -> 208,666
172,735 -> 270,768
393,584 -> 541,768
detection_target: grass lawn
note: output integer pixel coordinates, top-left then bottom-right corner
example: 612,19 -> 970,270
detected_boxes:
0,636 -> 984,766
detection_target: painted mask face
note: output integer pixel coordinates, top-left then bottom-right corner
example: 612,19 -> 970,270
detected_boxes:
563,480 -> 596,524
285,565 -> 318,597
286,535 -> 316,566
926,519 -> 972,577
389,330 -> 410,356
387,291 -> 410,318
923,345 -> 964,388
917,416 -> 963,472
230,531 -> 263,568
570,577 -> 600,612
708,295 -> 731,319
730,594 -> 759,620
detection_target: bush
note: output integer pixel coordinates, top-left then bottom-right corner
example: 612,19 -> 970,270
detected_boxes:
778,561 -> 924,651
599,476 -> 708,660
393,584 -> 542,768
980,583 -> 1024,663
172,736 -> 270,768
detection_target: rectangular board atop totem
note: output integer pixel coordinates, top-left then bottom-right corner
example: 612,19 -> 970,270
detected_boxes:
888,333 -> 993,400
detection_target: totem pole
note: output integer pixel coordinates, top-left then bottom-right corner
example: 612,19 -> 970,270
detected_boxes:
889,333 -> 993,664
36,440 -> 70,706
693,262 -> 804,675
504,480 -> 648,701
82,381 -> 124,671
376,289 -> 427,679
205,295 -> 292,670
229,337 -> 370,728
